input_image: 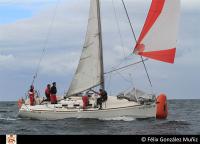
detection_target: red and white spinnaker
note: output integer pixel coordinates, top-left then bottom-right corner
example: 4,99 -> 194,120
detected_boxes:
134,0 -> 180,64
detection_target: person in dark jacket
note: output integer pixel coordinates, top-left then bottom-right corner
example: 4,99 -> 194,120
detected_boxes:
91,89 -> 107,109
50,82 -> 57,104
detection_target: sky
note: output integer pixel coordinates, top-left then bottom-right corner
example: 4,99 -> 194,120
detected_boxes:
0,0 -> 199,101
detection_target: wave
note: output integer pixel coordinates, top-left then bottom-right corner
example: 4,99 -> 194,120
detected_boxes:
159,119 -> 190,127
99,116 -> 136,121
0,117 -> 19,121
174,119 -> 187,122
0,110 -> 12,113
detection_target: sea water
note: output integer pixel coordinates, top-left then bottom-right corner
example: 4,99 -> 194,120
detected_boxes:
0,100 -> 199,135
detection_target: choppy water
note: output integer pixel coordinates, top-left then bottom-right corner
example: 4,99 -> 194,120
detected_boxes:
0,100 -> 199,135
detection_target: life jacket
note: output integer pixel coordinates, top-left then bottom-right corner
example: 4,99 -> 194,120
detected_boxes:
29,89 -> 35,106
50,94 -> 57,104
45,88 -> 50,98
18,99 -> 23,109
82,96 -> 89,109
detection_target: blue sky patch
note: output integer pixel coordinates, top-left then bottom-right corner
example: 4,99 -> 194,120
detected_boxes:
0,5 -> 35,24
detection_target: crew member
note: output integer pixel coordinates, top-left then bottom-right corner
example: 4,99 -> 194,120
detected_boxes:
82,92 -> 89,109
50,82 -> 57,104
92,89 -> 107,109
28,85 -> 35,106
45,84 -> 51,101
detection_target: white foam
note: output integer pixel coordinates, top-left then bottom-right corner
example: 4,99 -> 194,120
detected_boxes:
174,119 -> 186,122
0,117 -> 17,121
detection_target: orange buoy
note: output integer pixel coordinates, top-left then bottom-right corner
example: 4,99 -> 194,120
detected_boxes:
156,94 -> 168,119
18,99 -> 23,109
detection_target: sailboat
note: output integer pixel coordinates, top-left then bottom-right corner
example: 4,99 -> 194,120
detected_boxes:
18,0 -> 180,120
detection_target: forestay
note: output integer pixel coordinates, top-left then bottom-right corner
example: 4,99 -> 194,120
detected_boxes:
67,0 -> 104,96
134,0 -> 180,63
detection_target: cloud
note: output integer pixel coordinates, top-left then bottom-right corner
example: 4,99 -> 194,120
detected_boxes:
38,51 -> 80,75
176,48 -> 200,66
0,0 -> 57,6
0,0 -> 140,76
181,0 -> 200,10
0,54 -> 14,61
0,54 -> 15,68
0,0 -> 199,100
0,1 -> 90,74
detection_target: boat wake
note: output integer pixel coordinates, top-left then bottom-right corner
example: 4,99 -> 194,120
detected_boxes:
0,116 -> 19,121
99,116 -> 136,121
0,108 -> 12,113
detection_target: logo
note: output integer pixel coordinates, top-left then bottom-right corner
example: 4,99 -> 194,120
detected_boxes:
6,134 -> 17,144
141,137 -> 146,142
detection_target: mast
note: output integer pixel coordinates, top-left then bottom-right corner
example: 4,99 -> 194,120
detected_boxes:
66,0 -> 105,96
97,0 -> 105,90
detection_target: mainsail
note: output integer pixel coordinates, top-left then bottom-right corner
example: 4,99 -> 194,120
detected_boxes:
134,0 -> 180,63
67,0 -> 104,96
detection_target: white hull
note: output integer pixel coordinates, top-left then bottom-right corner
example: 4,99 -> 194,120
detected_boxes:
18,96 -> 156,120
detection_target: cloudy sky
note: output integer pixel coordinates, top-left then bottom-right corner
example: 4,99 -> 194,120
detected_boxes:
0,0 -> 199,101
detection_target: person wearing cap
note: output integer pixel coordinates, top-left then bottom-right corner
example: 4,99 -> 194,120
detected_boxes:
50,82 -> 57,104
28,85 -> 35,106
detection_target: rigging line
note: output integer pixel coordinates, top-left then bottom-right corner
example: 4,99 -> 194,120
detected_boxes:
110,53 -> 132,74
112,0 -> 126,58
31,0 -> 60,85
115,71 -> 133,86
106,74 -> 112,96
121,0 -> 153,88
121,0 -> 137,42
128,73 -> 135,86
105,59 -> 148,75
110,0 -> 135,72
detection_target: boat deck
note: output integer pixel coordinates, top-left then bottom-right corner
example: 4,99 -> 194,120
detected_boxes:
21,96 -> 140,112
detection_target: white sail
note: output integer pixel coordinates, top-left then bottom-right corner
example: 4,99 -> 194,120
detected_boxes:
67,0 -> 104,96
